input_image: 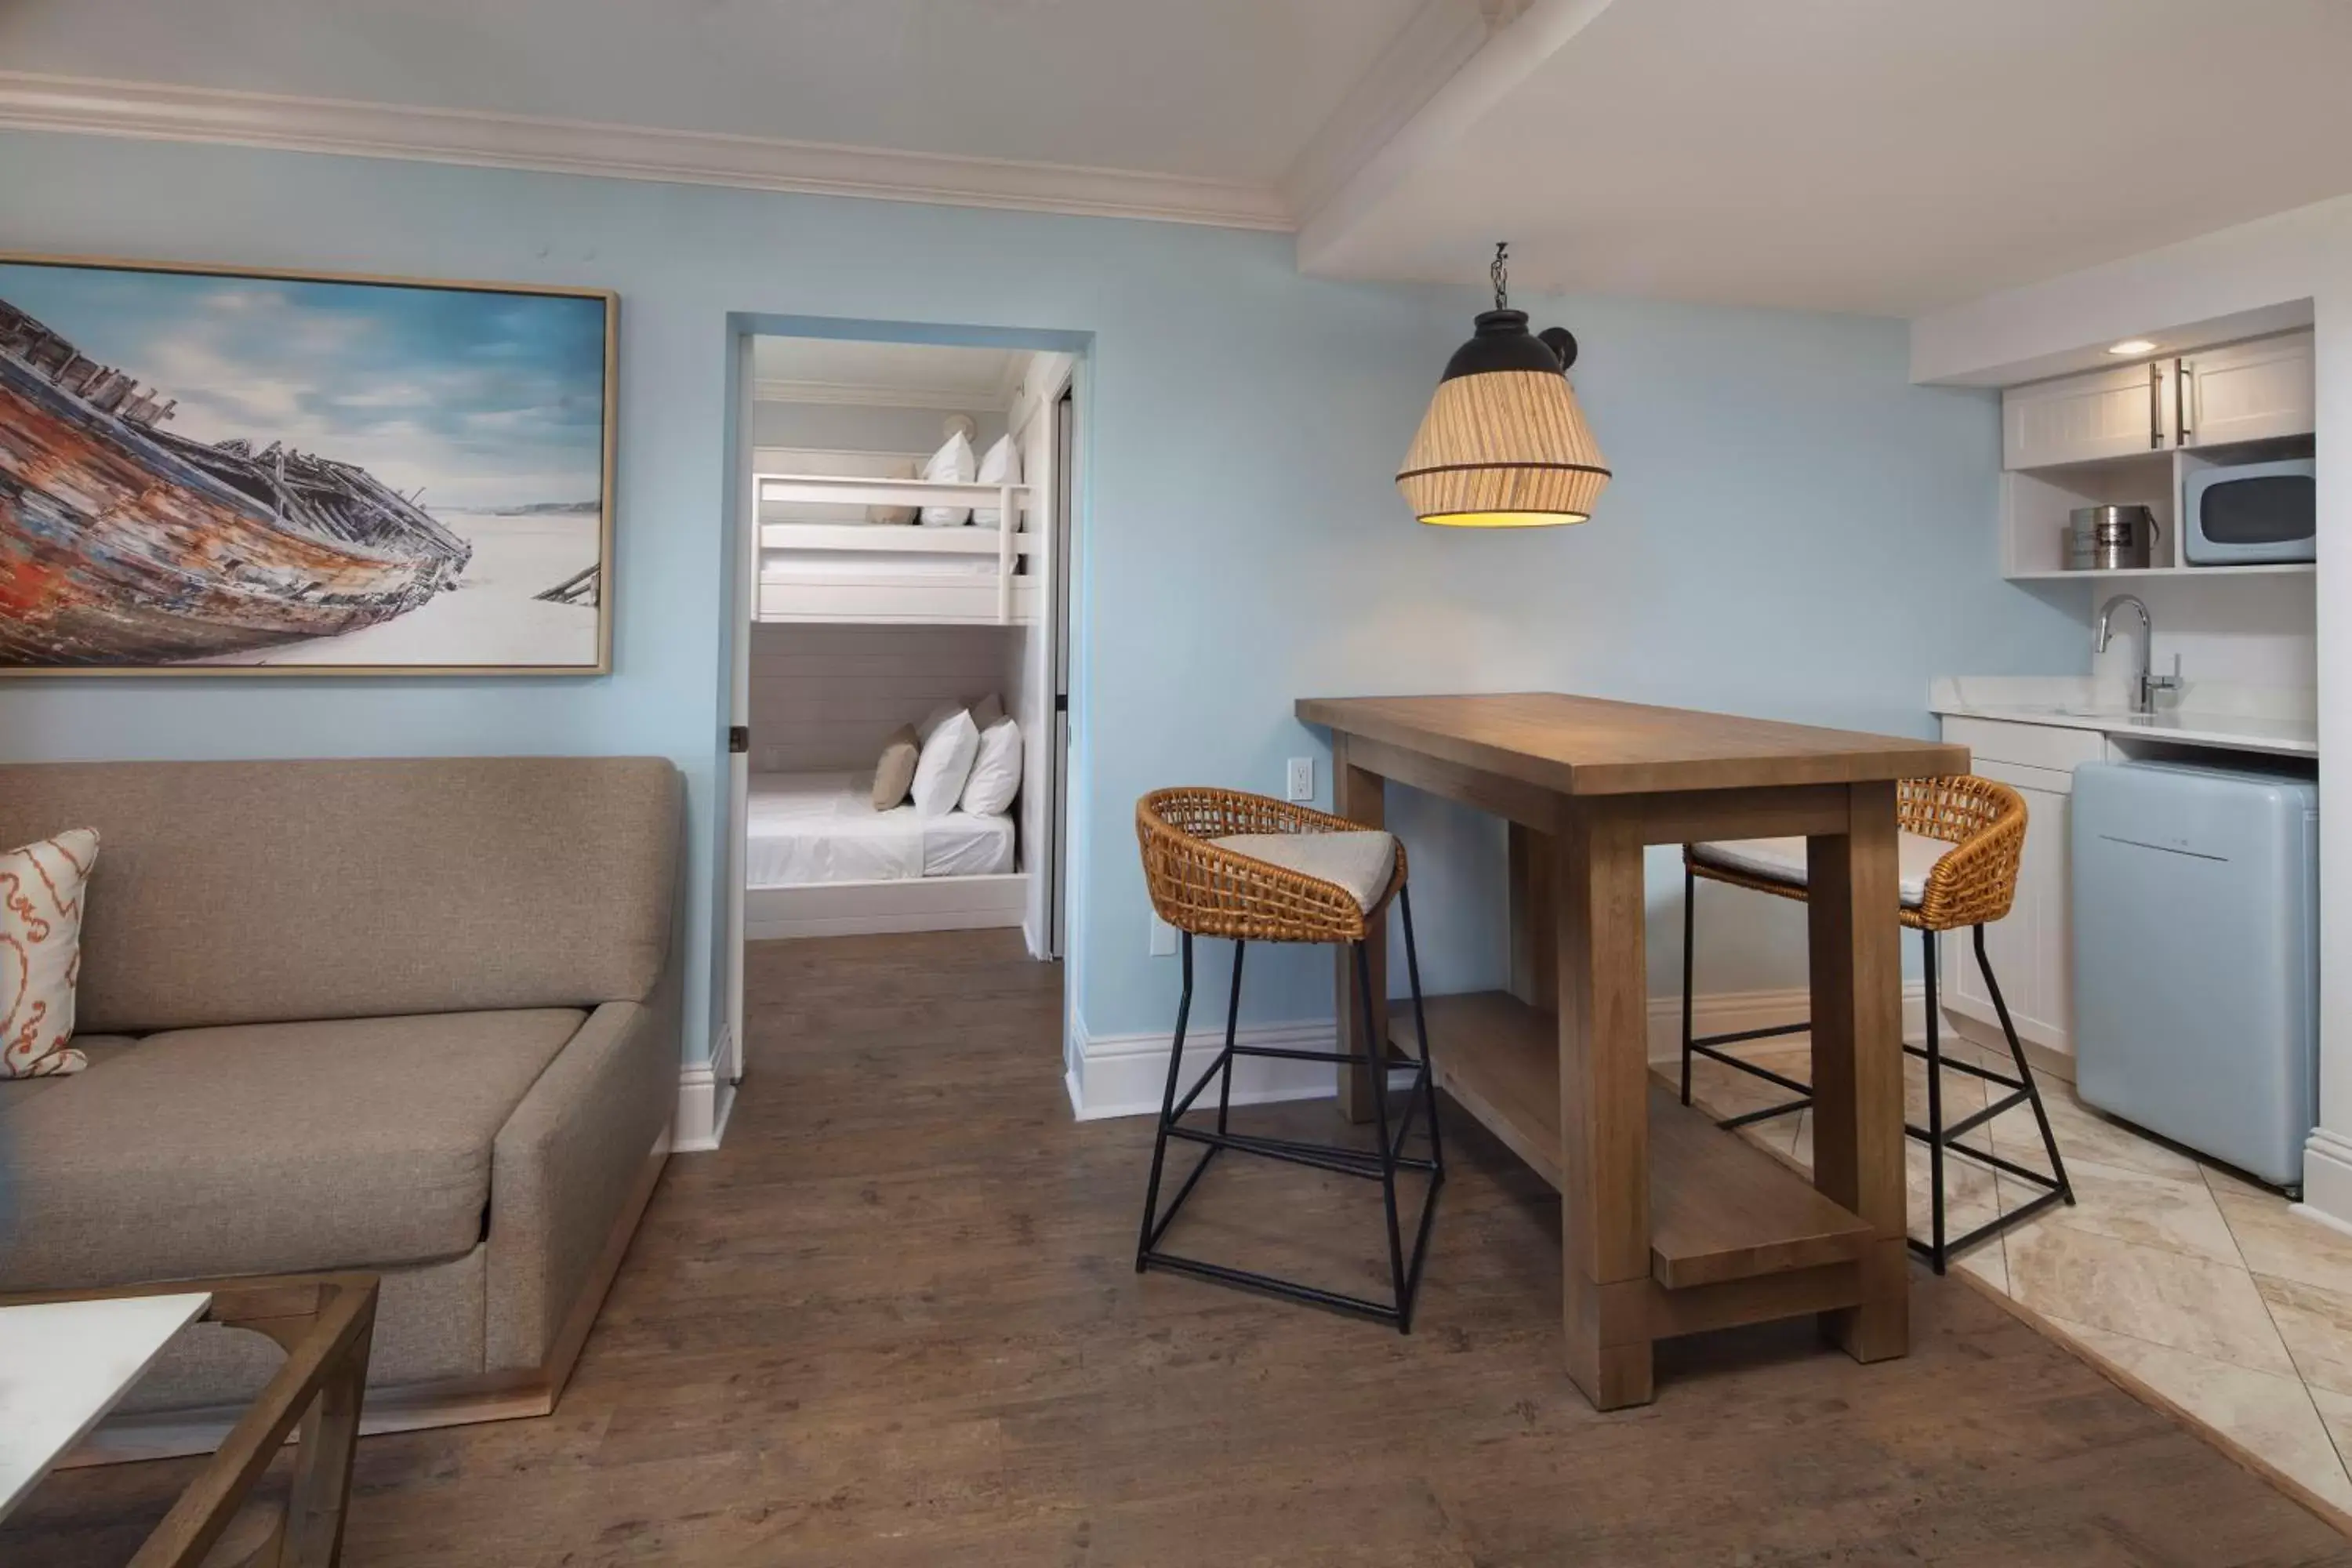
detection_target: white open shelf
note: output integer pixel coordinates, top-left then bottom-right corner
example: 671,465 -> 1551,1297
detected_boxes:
2000,446 -> 2313,583
2005,563 -> 2314,582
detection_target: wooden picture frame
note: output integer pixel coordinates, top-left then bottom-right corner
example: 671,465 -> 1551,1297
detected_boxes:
0,253 -> 617,677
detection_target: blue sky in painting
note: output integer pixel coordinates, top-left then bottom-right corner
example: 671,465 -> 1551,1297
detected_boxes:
0,263 -> 605,512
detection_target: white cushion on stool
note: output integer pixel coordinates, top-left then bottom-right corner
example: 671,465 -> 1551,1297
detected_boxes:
1210,830 -> 1398,913
1690,833 -> 1954,908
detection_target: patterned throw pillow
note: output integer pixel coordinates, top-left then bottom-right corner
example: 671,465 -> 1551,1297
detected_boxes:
1,829 -> 100,1080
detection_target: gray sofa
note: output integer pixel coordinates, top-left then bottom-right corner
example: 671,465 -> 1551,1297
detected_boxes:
0,756 -> 683,1436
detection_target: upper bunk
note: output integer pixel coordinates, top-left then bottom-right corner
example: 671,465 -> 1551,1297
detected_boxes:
753,467 -> 1038,626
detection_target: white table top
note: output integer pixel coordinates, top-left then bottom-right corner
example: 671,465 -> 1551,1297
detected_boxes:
0,1292 -> 211,1519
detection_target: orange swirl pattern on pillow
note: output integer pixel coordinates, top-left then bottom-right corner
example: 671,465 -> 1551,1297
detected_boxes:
1,827 -> 99,1080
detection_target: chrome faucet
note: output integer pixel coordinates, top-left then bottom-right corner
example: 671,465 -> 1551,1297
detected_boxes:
2095,593 -> 2181,714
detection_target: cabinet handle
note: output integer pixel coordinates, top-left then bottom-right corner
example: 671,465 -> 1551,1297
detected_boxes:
2176,358 -> 2192,446
2149,361 -> 2163,449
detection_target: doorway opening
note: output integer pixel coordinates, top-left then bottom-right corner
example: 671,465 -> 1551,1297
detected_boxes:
717,318 -> 1085,1097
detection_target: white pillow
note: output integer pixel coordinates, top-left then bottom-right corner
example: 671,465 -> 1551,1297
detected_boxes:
973,434 -> 1022,528
920,430 -> 976,527
1,828 -> 100,1080
910,709 -> 981,816
960,714 -> 1022,817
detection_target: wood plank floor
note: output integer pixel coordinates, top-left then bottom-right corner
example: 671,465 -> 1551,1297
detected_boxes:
9,930 -> 2349,1565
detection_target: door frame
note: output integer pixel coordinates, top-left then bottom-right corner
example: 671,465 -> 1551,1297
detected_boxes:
716,313 -> 1091,1134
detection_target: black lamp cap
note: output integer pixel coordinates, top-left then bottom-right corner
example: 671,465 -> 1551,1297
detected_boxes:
1441,309 -> 1574,381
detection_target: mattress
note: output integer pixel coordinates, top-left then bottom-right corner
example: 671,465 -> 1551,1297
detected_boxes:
746,771 -> 1014,886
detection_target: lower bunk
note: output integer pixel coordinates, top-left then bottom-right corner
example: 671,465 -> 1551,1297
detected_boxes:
744,770 -> 1025,939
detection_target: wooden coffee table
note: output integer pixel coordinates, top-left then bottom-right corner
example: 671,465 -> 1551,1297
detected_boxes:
0,1274 -> 379,1566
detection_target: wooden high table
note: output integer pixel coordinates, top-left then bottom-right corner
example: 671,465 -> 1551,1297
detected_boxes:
1296,693 -> 1966,1410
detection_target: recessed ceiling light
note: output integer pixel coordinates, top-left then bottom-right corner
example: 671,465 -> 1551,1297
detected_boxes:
2107,339 -> 2158,356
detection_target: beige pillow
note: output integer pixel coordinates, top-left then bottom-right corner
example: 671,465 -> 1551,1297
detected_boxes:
872,725 -> 921,810
969,692 -> 1006,731
2,828 -> 100,1080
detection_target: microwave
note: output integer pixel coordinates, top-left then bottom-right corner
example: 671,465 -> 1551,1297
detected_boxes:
2183,458 -> 2315,565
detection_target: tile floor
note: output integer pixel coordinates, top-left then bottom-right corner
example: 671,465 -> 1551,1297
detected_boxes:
1674,1033 -> 2352,1519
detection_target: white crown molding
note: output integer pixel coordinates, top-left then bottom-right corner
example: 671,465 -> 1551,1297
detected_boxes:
753,376 -> 1004,412
0,71 -> 1295,233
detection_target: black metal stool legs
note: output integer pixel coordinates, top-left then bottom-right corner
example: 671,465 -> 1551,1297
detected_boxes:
1901,924 -> 2076,1272
1675,886 -> 2078,1274
1134,934 -> 1202,1270
1135,891 -> 1446,1330
1678,862 -> 1812,1127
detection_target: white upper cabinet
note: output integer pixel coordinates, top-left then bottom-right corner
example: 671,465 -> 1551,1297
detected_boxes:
2178,331 -> 2315,448
2003,361 -> 2174,470
2002,331 -> 2314,470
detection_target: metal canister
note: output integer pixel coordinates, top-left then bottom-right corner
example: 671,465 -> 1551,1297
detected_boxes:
2065,505 -> 2159,571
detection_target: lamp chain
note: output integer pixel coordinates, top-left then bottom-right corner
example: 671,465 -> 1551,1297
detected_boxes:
1491,241 -> 1509,310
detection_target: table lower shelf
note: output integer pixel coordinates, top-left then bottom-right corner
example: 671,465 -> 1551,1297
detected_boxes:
1392,991 -> 1877,1291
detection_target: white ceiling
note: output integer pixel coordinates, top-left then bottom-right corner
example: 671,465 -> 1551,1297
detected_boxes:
0,0 -> 1425,184
750,337 -> 1022,408
1304,0 -> 2352,315
7,0 -> 2352,318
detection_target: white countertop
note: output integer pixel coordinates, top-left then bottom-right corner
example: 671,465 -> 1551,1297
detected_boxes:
1931,677 -> 2318,759
0,1292 -> 209,1519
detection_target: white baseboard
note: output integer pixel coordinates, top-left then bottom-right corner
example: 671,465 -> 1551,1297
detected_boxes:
674,1060 -> 736,1152
2299,1127 -> 2352,1229
1066,1018 -> 1342,1122
1646,983 -> 1929,1062
1067,983 -> 1930,1123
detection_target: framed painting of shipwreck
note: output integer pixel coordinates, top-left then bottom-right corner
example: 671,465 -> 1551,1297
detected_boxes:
0,255 -> 615,675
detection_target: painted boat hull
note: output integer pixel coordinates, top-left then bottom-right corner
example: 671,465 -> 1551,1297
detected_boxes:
0,354 -> 463,666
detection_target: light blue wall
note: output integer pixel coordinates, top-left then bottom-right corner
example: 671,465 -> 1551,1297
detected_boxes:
0,130 -> 2089,1065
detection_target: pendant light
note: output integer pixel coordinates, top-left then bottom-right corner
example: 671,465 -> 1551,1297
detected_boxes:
1396,243 -> 1610,528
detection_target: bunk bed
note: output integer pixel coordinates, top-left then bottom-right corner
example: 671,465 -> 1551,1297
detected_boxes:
742,451 -> 1044,941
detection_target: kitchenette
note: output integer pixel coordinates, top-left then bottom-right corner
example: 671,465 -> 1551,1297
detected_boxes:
1934,324 -> 2319,1191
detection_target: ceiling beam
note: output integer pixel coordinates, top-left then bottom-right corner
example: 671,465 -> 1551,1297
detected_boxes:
1281,0 -> 1501,224
1292,0 -> 1620,281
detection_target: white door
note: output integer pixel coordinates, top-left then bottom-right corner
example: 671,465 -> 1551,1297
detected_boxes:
2180,332 -> 2315,448
1942,758 -> 2074,1057
2003,361 -> 2173,470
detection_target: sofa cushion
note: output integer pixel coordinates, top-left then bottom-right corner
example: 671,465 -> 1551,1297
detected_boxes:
0,1035 -> 136,1109
0,1008 -> 586,1291
0,757 -> 680,1034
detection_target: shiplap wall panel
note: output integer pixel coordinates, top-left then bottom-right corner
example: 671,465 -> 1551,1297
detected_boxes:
748,622 -> 1021,773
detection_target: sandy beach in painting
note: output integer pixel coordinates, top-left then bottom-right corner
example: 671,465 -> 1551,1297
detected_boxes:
183,510 -> 602,667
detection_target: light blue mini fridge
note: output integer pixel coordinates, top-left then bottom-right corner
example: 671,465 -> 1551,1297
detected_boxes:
2072,757 -> 2319,1188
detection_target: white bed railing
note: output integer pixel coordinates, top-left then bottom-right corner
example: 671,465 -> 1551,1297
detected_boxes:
754,474 -> 1037,626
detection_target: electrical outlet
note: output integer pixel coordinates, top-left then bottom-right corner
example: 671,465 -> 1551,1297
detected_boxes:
1149,911 -> 1178,957
1286,757 -> 1315,802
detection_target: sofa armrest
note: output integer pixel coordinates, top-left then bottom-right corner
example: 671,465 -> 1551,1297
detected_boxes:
485,993 -> 676,1372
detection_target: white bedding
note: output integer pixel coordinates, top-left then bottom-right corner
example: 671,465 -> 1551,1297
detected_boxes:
746,771 -> 1014,886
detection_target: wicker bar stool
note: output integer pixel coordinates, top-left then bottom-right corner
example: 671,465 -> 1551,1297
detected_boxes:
1133,788 -> 1443,1330
1675,775 -> 2074,1273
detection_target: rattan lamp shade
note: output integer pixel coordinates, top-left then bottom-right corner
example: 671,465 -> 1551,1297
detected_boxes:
1396,307 -> 1610,528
